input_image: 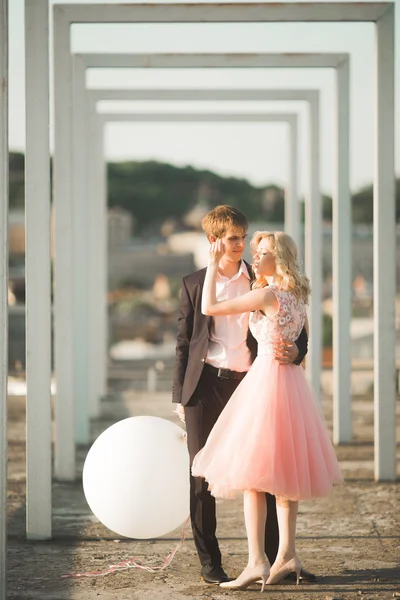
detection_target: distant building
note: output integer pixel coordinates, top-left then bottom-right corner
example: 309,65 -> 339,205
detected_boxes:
108,207 -> 134,251
108,240 -> 196,289
182,200 -> 209,230
261,186 -> 283,211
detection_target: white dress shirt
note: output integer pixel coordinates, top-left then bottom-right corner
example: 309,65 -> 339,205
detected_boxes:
206,260 -> 252,372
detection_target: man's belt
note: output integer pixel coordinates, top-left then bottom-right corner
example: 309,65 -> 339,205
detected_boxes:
203,363 -> 247,381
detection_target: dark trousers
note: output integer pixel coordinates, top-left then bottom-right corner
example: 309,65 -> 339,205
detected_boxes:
185,366 -> 279,568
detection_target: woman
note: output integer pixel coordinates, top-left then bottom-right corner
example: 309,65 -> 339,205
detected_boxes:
192,231 -> 342,591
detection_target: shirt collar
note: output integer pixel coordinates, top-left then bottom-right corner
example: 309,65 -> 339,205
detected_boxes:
238,260 -> 251,280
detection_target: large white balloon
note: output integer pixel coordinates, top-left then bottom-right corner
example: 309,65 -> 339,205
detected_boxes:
83,416 -> 189,539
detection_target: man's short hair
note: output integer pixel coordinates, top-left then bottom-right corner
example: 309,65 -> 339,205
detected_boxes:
201,205 -> 248,239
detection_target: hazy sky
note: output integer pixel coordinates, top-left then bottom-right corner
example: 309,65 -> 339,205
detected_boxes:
9,0 -> 400,195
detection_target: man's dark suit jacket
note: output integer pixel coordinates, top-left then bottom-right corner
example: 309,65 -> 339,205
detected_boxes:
172,262 -> 308,407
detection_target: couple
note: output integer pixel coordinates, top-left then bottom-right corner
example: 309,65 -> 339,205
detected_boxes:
172,205 -> 342,590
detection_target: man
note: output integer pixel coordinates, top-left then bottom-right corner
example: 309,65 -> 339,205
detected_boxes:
172,205 -> 313,584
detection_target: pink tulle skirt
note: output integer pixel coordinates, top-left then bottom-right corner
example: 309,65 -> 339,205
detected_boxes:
192,355 -> 343,500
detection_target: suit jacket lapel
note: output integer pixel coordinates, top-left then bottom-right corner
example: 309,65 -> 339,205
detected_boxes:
244,260 -> 254,282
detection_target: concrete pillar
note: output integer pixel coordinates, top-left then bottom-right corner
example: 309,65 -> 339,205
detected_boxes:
24,0 -> 52,539
72,55 -> 90,443
286,116 -> 300,249
53,8 -> 75,480
87,112 -> 108,420
374,6 -> 396,480
332,59 -> 352,444
305,98 -> 322,395
96,119 -> 108,407
0,0 -> 8,594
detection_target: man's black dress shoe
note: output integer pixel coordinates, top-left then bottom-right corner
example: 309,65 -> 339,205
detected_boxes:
286,568 -> 317,583
200,564 -> 230,585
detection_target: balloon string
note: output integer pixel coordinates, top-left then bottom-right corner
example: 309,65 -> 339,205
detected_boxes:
61,515 -> 190,579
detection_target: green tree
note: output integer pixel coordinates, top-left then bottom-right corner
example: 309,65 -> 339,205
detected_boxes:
352,179 -> 400,223
107,160 -> 268,231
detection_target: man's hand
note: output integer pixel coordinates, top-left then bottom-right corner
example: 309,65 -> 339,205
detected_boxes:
174,404 -> 186,424
273,340 -> 300,365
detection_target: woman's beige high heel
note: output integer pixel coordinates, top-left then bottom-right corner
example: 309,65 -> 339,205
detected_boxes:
267,556 -> 302,585
220,563 -> 270,592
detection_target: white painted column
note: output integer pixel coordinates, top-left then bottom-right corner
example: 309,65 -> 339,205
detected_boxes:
374,6 -> 396,481
87,111 -> 107,419
87,108 -> 99,418
24,0 -> 52,539
53,8 -> 75,480
305,98 -> 322,395
0,0 -> 8,595
72,55 -> 89,442
96,118 -> 108,406
286,117 -> 300,249
332,59 -> 352,444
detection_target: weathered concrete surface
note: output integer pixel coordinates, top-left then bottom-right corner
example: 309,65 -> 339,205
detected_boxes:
6,387 -> 400,600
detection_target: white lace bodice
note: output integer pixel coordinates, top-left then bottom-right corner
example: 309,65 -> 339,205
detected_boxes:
249,286 -> 306,356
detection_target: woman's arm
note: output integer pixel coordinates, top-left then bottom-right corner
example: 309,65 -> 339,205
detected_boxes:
201,240 -> 276,316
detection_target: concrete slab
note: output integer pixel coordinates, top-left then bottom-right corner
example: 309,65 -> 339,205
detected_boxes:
6,382 -> 400,599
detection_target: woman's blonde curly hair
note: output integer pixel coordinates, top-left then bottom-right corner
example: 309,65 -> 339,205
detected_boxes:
250,231 -> 311,303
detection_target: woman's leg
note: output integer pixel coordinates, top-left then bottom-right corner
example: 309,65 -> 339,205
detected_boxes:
220,490 -> 270,590
275,498 -> 298,562
266,498 -> 301,584
243,490 -> 269,567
